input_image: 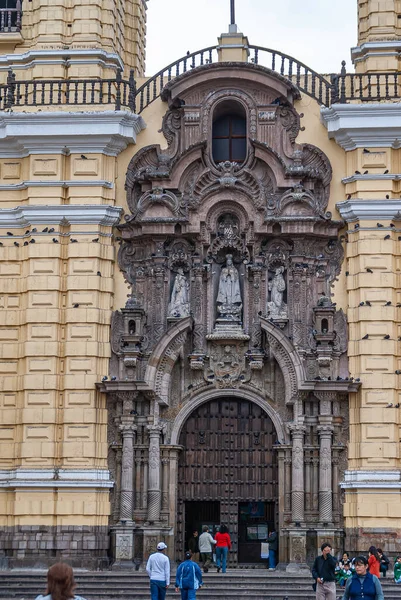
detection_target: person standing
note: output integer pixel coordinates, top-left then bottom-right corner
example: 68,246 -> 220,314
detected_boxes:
215,524 -> 231,574
311,542 -> 337,600
146,541 -> 170,600
342,555 -> 384,600
377,548 -> 389,578
267,528 -> 278,570
188,530 -> 200,563
368,546 -> 380,578
175,551 -> 203,600
199,525 -> 216,573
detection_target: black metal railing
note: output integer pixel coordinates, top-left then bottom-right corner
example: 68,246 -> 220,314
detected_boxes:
248,45 -> 335,106
1,48 -> 401,113
135,46 -> 218,113
332,61 -> 401,102
0,0 -> 22,32
0,68 -> 136,111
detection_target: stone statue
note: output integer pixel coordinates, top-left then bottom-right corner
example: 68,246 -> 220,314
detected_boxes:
267,266 -> 288,318
217,254 -> 242,321
168,268 -> 190,318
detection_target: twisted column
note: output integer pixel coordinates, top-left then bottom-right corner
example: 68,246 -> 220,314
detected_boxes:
289,425 -> 306,523
147,424 -> 163,523
119,422 -> 137,523
317,425 -> 334,523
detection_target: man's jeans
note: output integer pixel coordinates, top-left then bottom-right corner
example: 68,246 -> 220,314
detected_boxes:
150,579 -> 167,600
269,548 -> 277,569
180,589 -> 196,600
215,546 -> 228,572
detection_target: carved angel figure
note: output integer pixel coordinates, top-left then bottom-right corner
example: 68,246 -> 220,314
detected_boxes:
168,268 -> 190,318
217,254 -> 242,321
267,266 -> 288,318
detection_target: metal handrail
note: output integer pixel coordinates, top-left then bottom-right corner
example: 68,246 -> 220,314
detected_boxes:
0,1 -> 22,32
135,46 -> 218,113
1,51 -> 401,114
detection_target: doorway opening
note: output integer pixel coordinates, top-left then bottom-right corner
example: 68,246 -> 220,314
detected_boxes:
238,501 -> 276,563
184,501 -> 220,550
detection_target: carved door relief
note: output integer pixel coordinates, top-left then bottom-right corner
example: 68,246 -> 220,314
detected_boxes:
177,398 -> 278,564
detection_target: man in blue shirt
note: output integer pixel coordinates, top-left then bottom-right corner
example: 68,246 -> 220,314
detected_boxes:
175,552 -> 203,600
146,541 -> 170,600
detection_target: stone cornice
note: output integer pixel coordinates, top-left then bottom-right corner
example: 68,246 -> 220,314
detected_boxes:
0,180 -> 113,191
342,173 -> 401,184
341,470 -> 401,490
336,199 -> 401,222
0,111 -> 146,157
0,205 -> 123,227
0,468 -> 113,489
351,41 -> 401,64
321,103 -> 401,150
0,48 -> 124,71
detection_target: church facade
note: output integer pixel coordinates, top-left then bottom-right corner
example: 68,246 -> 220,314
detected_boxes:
0,0 -> 400,569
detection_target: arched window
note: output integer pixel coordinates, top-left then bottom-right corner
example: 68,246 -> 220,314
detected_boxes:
212,101 -> 247,164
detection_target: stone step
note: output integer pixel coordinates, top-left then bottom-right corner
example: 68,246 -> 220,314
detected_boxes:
0,572 -> 399,600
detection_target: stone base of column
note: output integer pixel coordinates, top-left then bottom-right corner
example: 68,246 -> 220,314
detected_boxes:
110,525 -> 135,570
315,528 -> 341,556
143,526 -> 174,562
285,528 -> 310,572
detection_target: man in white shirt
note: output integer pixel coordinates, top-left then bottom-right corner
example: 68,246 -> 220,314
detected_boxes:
198,525 -> 216,573
146,541 -> 170,600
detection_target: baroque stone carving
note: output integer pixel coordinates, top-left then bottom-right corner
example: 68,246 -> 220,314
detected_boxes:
168,269 -> 190,318
216,254 -> 242,322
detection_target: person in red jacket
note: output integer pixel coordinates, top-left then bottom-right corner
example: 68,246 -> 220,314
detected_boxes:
368,546 -> 381,578
214,524 -> 231,573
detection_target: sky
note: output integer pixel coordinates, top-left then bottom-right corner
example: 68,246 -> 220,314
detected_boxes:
145,0 -> 358,76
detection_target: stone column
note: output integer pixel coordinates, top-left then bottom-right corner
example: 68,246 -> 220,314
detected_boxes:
161,457 -> 169,512
289,425 -> 306,524
147,424 -> 163,523
317,425 -> 334,524
192,265 -> 205,355
119,421 -> 137,524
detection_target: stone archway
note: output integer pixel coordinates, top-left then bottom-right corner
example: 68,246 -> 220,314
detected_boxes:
173,392 -> 283,566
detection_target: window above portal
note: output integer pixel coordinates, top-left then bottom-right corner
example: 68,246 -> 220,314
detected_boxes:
212,101 -> 247,164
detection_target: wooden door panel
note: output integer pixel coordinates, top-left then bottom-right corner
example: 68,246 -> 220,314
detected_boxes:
177,398 -> 278,563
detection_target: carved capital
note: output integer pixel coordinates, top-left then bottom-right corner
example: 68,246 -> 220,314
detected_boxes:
119,423 -> 137,437
288,424 -> 306,439
317,425 -> 334,438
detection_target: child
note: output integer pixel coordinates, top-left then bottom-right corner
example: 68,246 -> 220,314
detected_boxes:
394,556 -> 401,584
336,552 -> 353,587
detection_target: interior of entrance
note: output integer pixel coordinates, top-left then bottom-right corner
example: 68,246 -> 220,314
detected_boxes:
238,501 -> 275,564
185,501 -> 220,550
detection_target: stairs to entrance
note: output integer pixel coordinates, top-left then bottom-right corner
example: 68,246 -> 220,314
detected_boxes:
0,570 -> 399,600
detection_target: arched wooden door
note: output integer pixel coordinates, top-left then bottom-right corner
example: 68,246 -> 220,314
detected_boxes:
177,398 -> 278,565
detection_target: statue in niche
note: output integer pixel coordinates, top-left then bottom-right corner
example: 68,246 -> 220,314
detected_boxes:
168,268 -> 190,318
217,254 -> 242,321
267,266 -> 288,318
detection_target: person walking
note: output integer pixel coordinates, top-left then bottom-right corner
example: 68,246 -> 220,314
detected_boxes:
267,528 -> 278,570
311,542 -> 337,600
342,555 -> 384,600
146,541 -> 170,600
199,525 -> 216,573
368,546 -> 380,578
377,548 -> 389,578
35,563 -> 87,600
175,551 -> 203,600
188,530 -> 200,563
214,524 -> 231,574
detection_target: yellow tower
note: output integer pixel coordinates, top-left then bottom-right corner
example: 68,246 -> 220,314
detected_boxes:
322,0 -> 401,554
353,0 -> 401,71
0,0 -> 146,567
